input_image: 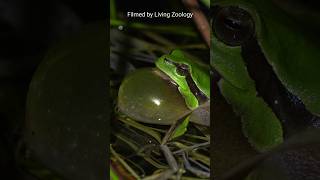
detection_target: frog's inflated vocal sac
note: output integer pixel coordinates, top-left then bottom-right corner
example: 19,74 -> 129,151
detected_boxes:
212,0 -> 320,152
118,50 -> 210,126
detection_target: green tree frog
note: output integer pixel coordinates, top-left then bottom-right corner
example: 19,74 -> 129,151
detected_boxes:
155,49 -> 210,109
211,0 -> 320,152
118,50 -> 210,126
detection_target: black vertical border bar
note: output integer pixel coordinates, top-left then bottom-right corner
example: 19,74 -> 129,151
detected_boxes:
106,0 -> 110,179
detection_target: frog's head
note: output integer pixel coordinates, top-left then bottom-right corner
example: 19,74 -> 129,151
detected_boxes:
212,0 -> 320,116
156,50 -> 210,110
117,50 -> 210,126
211,0 -> 320,152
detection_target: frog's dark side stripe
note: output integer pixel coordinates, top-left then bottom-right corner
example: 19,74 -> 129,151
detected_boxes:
241,37 -> 320,137
164,58 -> 208,104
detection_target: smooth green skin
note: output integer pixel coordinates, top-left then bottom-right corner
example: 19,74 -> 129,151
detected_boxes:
156,50 -> 210,110
118,50 -> 210,126
211,0 -> 281,152
118,68 -> 210,126
118,68 -> 192,125
213,1 -> 320,113
212,1 -> 320,151
212,33 -> 283,152
219,79 -> 283,152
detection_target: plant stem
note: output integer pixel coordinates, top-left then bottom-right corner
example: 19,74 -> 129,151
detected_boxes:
110,145 -> 141,180
111,19 -> 197,37
183,0 -> 210,47
110,0 -> 117,19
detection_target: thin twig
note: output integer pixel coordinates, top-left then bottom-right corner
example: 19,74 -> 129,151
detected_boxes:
161,145 -> 179,172
142,169 -> 175,180
183,0 -> 210,47
173,142 -> 210,154
182,152 -> 210,178
161,120 -> 181,145
110,145 -> 141,179
189,157 -> 210,172
111,19 -> 197,37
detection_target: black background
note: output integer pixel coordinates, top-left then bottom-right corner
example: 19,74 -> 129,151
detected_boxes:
0,0 -> 107,179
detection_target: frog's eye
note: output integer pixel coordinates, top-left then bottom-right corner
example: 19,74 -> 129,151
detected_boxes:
176,64 -> 190,76
164,58 -> 190,76
213,6 -> 255,46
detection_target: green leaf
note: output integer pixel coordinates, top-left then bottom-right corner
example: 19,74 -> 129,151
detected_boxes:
170,116 -> 190,140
